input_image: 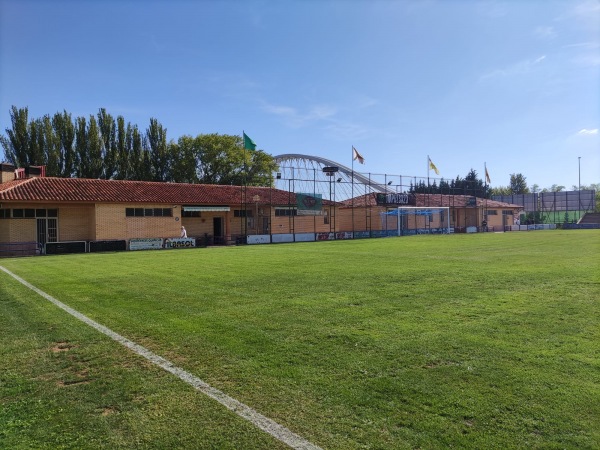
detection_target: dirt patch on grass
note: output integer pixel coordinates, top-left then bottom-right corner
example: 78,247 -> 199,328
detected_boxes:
57,368 -> 92,387
101,407 -> 118,416
52,341 -> 75,352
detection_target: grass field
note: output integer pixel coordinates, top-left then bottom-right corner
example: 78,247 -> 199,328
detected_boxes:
1,230 -> 599,449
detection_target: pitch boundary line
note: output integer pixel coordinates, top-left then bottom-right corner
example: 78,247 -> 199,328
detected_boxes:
0,266 -> 322,450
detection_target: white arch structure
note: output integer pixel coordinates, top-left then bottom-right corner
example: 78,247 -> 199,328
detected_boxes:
273,154 -> 398,201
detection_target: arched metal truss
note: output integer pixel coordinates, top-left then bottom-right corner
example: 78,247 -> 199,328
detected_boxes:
273,154 -> 404,201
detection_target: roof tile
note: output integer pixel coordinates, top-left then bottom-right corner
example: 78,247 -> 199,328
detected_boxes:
0,177 -> 294,205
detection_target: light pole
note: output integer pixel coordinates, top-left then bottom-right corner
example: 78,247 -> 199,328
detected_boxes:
578,156 -> 581,191
322,166 -> 339,234
578,157 -> 581,221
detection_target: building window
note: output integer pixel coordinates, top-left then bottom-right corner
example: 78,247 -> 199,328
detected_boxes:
234,209 -> 253,218
274,208 -> 297,217
11,208 -> 36,218
485,210 -> 498,216
502,210 -> 513,215
126,208 -> 171,217
8,208 -> 57,219
126,208 -> 143,217
182,210 -> 201,218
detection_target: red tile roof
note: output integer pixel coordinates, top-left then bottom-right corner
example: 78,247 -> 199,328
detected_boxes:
341,192 -> 523,209
0,177 -> 298,205
0,177 -> 521,210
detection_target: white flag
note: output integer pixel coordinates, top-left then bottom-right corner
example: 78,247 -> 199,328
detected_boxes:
352,146 -> 365,164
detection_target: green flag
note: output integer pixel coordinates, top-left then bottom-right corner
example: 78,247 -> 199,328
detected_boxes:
243,132 -> 256,151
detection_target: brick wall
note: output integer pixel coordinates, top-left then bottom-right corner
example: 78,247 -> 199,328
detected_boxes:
182,216 -> 222,238
95,204 -> 182,240
59,205 -> 95,241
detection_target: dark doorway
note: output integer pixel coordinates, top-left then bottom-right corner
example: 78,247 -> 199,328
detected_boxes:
213,217 -> 223,244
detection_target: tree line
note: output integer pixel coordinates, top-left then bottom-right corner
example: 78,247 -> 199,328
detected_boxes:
0,106 -> 277,185
409,169 -> 491,198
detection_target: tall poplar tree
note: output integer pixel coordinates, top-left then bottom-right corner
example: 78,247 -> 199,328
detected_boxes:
52,110 -> 76,177
114,116 -> 129,180
41,114 -> 61,176
146,118 -> 169,181
97,108 -> 118,179
0,106 -> 30,166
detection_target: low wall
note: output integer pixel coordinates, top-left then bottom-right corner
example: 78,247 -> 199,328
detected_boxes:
0,241 -> 40,257
563,223 -> 600,230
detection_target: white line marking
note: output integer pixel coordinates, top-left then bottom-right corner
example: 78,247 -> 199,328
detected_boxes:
0,266 -> 322,450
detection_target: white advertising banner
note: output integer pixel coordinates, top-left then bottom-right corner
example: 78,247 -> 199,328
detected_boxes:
164,238 -> 196,249
247,235 -> 271,244
129,238 -> 164,251
295,233 -> 316,242
272,234 -> 294,243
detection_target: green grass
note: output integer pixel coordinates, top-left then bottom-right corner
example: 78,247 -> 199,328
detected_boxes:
1,230 -> 599,449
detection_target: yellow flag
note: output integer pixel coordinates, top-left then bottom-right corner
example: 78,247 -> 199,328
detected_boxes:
429,157 -> 439,175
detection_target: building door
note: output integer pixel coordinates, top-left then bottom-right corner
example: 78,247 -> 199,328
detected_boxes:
37,218 -> 57,250
262,217 -> 269,234
465,209 -> 478,227
213,217 -> 223,243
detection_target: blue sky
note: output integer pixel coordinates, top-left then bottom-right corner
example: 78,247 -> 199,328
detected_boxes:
1,0 -> 598,189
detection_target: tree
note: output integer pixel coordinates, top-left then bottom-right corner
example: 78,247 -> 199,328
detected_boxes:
246,148 -> 279,186
509,173 -> 529,194
27,117 -> 46,167
0,106 -> 30,166
97,108 -> 118,179
196,134 -> 246,185
146,118 -> 170,181
40,114 -> 61,176
114,116 -> 129,180
490,186 -> 512,196
128,124 -> 150,181
1,106 -> 277,186
52,110 -> 76,177
75,115 -> 103,178
410,169 -> 490,198
170,135 -> 199,184
192,133 -> 276,186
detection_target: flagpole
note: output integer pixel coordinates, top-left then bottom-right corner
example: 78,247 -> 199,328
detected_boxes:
427,155 -> 430,187
242,131 -> 246,241
484,162 -> 488,231
351,146 -> 355,236
427,155 -> 430,207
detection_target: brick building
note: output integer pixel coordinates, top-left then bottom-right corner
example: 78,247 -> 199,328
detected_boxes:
0,163 -> 522,255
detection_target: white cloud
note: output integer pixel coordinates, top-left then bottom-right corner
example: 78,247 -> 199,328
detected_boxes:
480,55 -> 547,81
573,0 -> 600,17
533,26 -> 556,40
578,128 -> 598,135
477,1 -> 508,18
261,102 -> 337,128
